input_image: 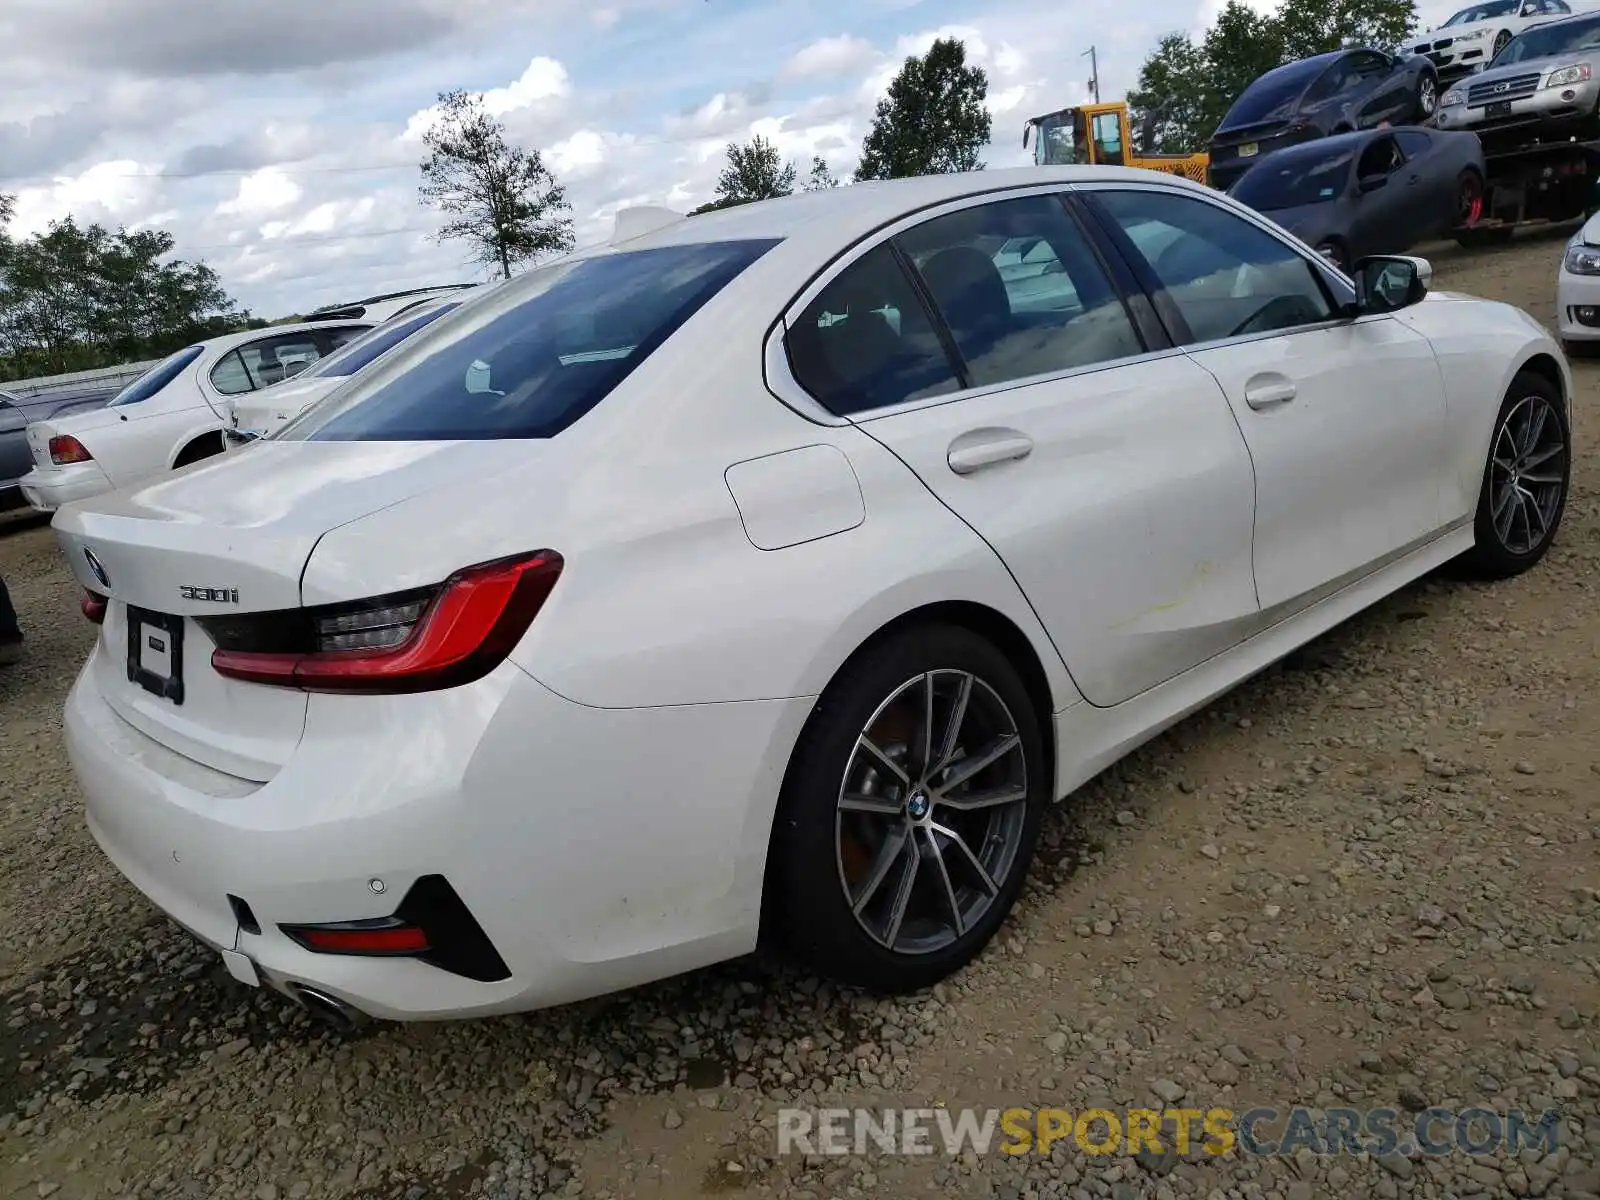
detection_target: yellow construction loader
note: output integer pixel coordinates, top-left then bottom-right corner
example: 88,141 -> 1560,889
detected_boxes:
1023,102 -> 1210,184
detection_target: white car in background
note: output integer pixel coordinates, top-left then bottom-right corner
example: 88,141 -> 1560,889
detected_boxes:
54,167 -> 1571,1024
225,292 -> 482,448
1406,0 -> 1578,77
17,319 -> 371,513
1557,211 -> 1600,345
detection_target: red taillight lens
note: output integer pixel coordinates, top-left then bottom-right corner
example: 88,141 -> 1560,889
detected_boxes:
288,924 -> 430,954
50,435 -> 94,465
82,589 -> 107,624
210,550 -> 563,693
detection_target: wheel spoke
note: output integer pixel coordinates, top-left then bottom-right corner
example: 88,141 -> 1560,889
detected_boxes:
1518,486 -> 1547,542
922,827 -> 965,937
919,672 -> 936,779
840,792 -> 904,816
1521,441 -> 1564,471
930,821 -> 999,897
1521,403 -> 1549,459
858,736 -> 910,787
936,733 -> 1021,795
1493,482 -> 1518,541
935,673 -> 972,774
881,838 -> 920,947
938,784 -> 1029,813
851,825 -> 911,914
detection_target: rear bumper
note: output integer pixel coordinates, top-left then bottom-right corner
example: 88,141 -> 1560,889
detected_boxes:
1557,266 -> 1600,340
65,648 -> 812,1020
18,463 -> 113,513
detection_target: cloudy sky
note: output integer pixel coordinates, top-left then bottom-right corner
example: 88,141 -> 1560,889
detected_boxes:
0,0 -> 1458,319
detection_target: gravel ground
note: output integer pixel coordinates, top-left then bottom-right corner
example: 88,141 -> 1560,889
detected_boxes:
1,233 -> 1597,1200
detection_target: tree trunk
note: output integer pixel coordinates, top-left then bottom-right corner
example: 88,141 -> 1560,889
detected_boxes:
498,242 -> 511,281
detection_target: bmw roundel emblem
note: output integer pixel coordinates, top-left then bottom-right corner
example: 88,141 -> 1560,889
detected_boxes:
83,547 -> 110,590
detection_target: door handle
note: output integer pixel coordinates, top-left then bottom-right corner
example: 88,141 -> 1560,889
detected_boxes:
947,429 -> 1034,475
1243,378 -> 1297,410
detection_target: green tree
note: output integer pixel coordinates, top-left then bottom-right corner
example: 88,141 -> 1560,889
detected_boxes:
854,37 -> 992,181
0,216 -> 243,381
803,156 -> 840,191
715,134 -> 797,205
418,87 -> 575,281
1128,0 -> 1417,151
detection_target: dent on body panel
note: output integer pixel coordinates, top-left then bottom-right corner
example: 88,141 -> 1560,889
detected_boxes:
724,444 -> 866,550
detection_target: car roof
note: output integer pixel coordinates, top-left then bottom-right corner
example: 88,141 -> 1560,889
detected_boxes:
193,318 -> 373,355
1254,127 -> 1397,163
600,166 -> 1218,260
1249,51 -> 1347,89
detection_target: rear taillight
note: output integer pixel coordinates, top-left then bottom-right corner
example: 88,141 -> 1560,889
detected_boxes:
82,590 -> 107,624
206,550 -> 562,693
50,435 -> 93,465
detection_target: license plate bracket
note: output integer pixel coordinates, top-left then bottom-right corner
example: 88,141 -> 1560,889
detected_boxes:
127,606 -> 186,705
1486,100 -> 1513,118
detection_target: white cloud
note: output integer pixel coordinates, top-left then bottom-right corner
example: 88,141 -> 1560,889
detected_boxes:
402,55 -> 571,142
8,160 -> 165,237
784,35 -> 878,80
216,167 -> 302,218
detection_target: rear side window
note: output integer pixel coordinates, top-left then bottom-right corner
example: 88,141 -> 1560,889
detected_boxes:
305,304 -> 461,379
786,243 -> 962,416
109,345 -> 204,407
287,240 -> 778,442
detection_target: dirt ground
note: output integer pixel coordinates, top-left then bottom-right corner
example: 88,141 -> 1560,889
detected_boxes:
0,233 -> 1596,1200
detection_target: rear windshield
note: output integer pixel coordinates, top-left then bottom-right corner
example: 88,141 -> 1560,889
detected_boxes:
109,344 -> 204,407
1231,148 -> 1356,209
303,302 -> 463,379
1218,62 -> 1322,130
284,239 -> 779,443
1443,0 -> 1517,24
1496,13 -> 1600,63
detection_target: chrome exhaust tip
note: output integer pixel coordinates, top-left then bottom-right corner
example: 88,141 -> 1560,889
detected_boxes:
290,984 -> 367,1030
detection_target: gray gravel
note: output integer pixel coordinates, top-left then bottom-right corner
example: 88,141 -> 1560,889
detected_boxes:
0,238 -> 1596,1200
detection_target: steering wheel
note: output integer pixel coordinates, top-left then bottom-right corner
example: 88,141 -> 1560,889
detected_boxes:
1227,294 -> 1313,338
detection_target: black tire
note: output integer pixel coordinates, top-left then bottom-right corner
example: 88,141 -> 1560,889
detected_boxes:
1455,168 -> 1486,232
1315,239 -> 1351,273
765,624 -> 1048,994
1415,70 -> 1439,121
1460,369 -> 1571,578
1493,28 -> 1512,56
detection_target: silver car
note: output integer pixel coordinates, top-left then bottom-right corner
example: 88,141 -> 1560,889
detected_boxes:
1436,9 -> 1600,136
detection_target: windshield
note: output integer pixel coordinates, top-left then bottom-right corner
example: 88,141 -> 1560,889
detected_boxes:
282,239 -> 779,443
1443,0 -> 1517,24
1230,148 -> 1355,209
302,302 -> 463,379
108,344 -> 204,407
1219,62 -> 1323,130
1029,112 -> 1086,165
1494,13 -> 1600,63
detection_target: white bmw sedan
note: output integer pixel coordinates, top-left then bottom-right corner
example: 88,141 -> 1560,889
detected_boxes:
18,319 -> 371,512
53,166 -> 1572,1024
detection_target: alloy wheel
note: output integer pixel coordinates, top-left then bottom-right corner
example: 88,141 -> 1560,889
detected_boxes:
1489,393 -> 1567,555
1459,176 -> 1484,226
834,670 -> 1029,956
1419,75 -> 1438,115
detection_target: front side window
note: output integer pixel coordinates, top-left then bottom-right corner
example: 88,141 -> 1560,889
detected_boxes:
788,243 -> 962,417
1345,51 -> 1391,80
1394,130 -> 1434,159
895,195 -> 1142,388
1092,189 -> 1335,345
1443,0 -> 1516,23
1357,135 -> 1405,179
109,345 -> 204,407
286,239 -> 778,442
235,335 -> 323,389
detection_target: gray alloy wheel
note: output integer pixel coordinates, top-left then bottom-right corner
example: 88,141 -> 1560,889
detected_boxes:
835,669 -> 1030,955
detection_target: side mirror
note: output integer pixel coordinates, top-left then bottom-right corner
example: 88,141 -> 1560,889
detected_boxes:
1357,173 -> 1390,193
1352,255 -> 1431,313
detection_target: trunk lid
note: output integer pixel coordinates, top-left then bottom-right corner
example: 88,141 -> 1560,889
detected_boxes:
52,438 -> 543,781
228,377 -> 342,439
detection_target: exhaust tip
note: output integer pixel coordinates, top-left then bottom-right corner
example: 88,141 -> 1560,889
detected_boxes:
290,984 -> 367,1030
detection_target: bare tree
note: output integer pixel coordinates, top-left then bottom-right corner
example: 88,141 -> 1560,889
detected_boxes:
418,89 -> 575,280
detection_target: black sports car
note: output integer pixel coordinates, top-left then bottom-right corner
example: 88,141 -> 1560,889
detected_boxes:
1228,126 -> 1487,271
1209,49 -> 1443,191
